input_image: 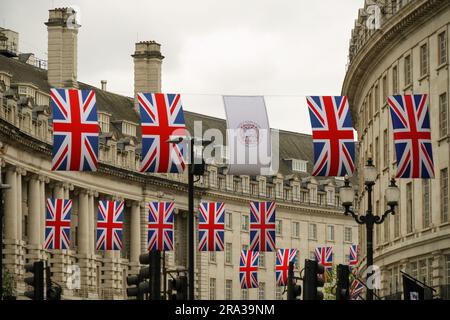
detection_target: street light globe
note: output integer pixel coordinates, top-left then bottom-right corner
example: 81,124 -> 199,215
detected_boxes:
339,176 -> 354,207
364,157 -> 377,184
386,179 -> 400,206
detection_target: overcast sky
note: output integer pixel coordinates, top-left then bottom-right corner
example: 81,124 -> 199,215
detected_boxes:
0,0 -> 364,133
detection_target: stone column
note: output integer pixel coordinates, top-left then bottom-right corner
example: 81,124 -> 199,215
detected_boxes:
4,167 -> 17,240
130,202 -> 141,263
16,168 -> 24,241
53,182 -> 65,199
39,176 -> 48,245
88,191 -> 95,254
140,202 -> 148,253
27,175 -> 41,245
78,190 -> 89,254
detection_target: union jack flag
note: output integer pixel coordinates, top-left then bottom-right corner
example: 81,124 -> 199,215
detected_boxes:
44,198 -> 72,250
315,246 -> 333,280
51,88 -> 99,171
306,96 -> 355,176
350,279 -> 365,300
387,95 -> 434,178
138,93 -> 187,173
275,249 -> 298,287
239,250 -> 259,289
198,202 -> 225,251
249,201 -> 276,252
96,200 -> 124,251
349,244 -> 359,271
147,202 -> 174,251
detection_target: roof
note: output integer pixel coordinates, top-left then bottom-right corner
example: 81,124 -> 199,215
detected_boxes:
0,54 -> 324,177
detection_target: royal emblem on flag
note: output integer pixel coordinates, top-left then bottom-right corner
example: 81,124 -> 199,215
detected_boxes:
138,93 -> 186,173
44,198 -> 72,250
387,95 -> 434,178
249,201 -> 276,252
350,279 -> 364,300
315,246 -> 333,280
275,249 -> 298,287
50,88 -> 99,171
349,244 -> 359,272
147,202 -> 174,251
239,250 -> 259,289
306,96 -> 355,176
96,200 -> 124,251
198,202 -> 225,251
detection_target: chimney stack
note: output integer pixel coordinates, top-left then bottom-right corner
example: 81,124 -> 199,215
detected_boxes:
101,80 -> 107,91
132,41 -> 164,111
45,7 -> 80,88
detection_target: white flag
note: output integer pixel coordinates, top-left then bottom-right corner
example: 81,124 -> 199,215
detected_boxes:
223,96 -> 273,175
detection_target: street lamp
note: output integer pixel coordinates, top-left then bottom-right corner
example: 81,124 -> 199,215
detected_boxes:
167,136 -> 212,300
339,158 -> 400,300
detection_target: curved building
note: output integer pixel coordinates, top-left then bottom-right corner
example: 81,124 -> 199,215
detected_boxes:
342,0 -> 450,299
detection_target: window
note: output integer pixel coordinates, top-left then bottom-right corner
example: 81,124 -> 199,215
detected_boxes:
225,280 -> 232,300
384,211 -> 390,242
382,75 -> 388,103
369,91 -> 373,120
441,168 -> 449,223
327,190 -> 333,205
392,66 -> 398,94
420,43 -> 429,76
259,252 -> 265,268
394,202 -> 400,238
292,159 -> 307,172
406,182 -> 413,233
241,289 -> 249,300
209,278 -> 216,300
438,31 -> 447,66
344,227 -> 352,242
423,179 -> 431,228
225,242 -> 232,264
258,282 -> 265,300
404,55 -> 412,86
308,223 -> 317,240
375,136 -> 379,169
439,92 -> 448,137
326,225 -> 334,242
292,221 -> 300,238
446,255 -> 450,285
241,214 -> 249,231
276,219 -> 282,235
375,84 -> 380,113
98,112 -> 110,133
209,251 -> 216,263
276,286 -> 283,300
225,212 -> 232,229
409,261 -> 418,279
383,129 -> 389,168
392,0 -> 397,13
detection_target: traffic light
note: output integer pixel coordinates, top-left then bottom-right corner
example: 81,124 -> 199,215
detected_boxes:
126,253 -> 151,300
170,276 -> 188,300
303,259 -> 324,300
24,261 -> 44,300
287,262 -> 301,300
336,264 -> 350,300
46,265 -> 62,300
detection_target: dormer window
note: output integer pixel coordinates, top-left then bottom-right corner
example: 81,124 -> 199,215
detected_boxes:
116,120 -> 137,137
291,159 -> 307,173
98,112 -> 110,133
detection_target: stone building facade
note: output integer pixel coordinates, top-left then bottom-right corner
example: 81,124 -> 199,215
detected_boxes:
342,0 -> 450,299
0,8 -> 358,300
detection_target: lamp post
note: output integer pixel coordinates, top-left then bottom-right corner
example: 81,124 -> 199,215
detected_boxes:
167,136 -> 211,300
339,158 -> 400,300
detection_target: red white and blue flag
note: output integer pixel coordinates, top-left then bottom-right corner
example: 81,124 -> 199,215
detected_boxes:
198,202 -> 225,252
349,244 -> 359,271
50,88 -> 99,171
249,201 -> 276,252
387,95 -> 434,178
315,246 -> 333,280
239,250 -> 259,289
275,249 -> 298,286
44,198 -> 72,250
147,202 -> 174,251
350,279 -> 365,300
306,96 -> 355,176
96,200 -> 124,251
138,93 -> 186,173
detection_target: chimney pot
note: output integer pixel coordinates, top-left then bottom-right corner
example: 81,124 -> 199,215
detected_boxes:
101,80 -> 107,91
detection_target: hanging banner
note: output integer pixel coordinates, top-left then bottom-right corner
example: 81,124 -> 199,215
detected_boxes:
223,95 -> 272,175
